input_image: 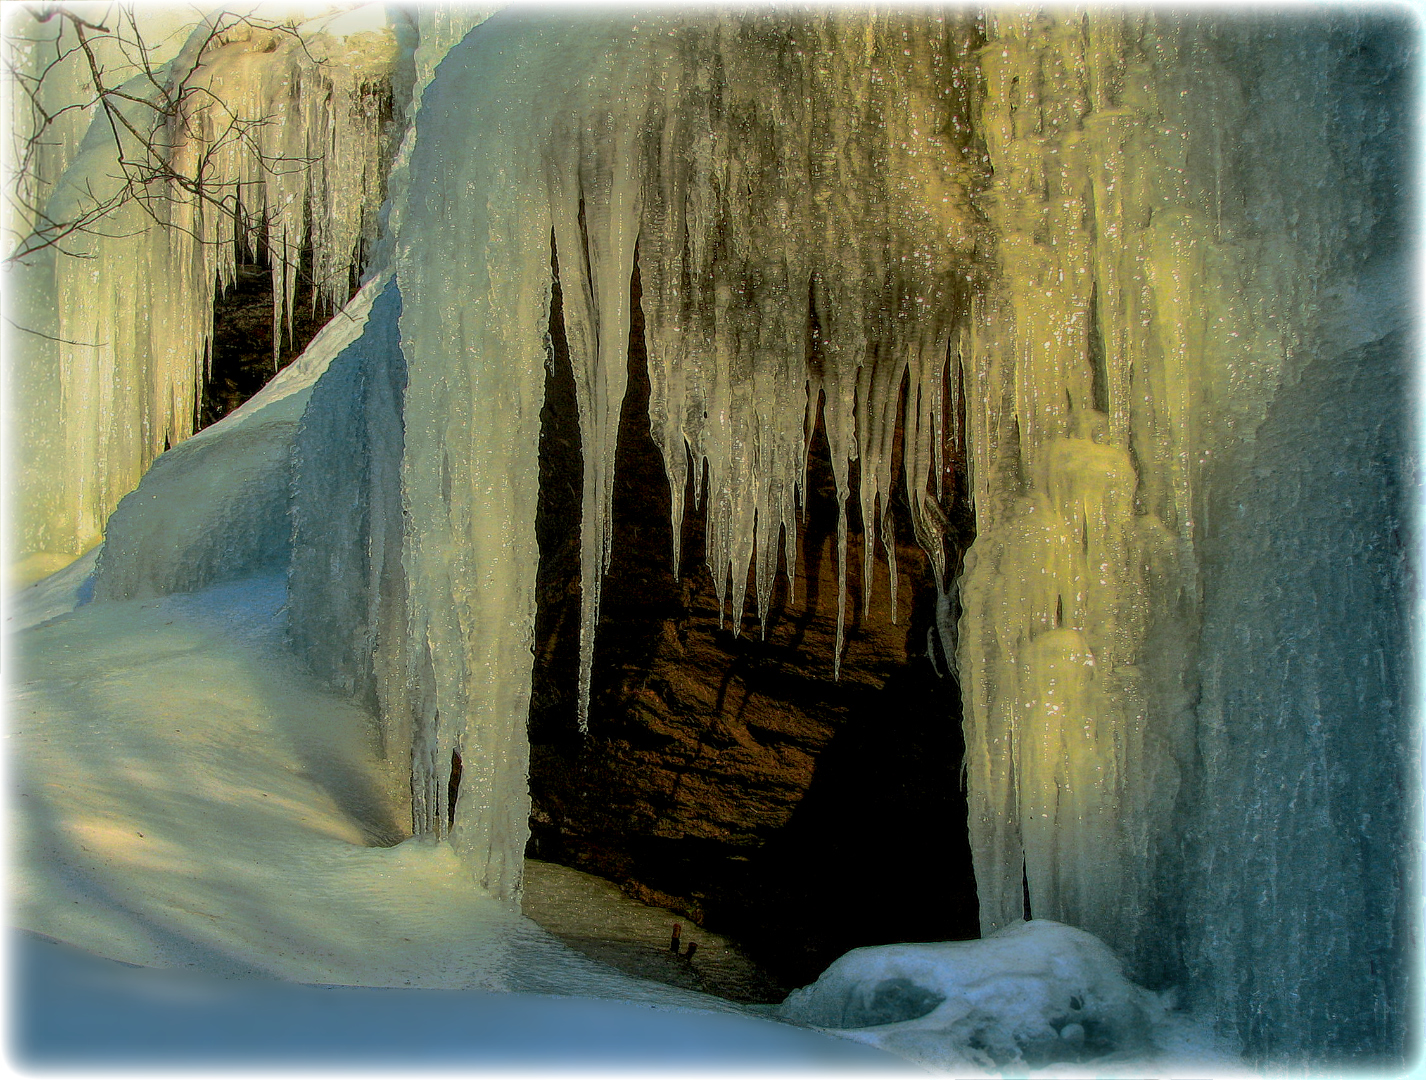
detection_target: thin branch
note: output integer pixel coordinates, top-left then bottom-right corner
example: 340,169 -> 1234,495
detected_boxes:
4,0 -> 372,307
4,316 -> 106,348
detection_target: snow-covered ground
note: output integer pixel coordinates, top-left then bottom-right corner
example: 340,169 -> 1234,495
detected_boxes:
5,571 -> 902,1070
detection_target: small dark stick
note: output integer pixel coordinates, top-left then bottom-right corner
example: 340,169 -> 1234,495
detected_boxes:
670,923 -> 681,952
683,942 -> 698,961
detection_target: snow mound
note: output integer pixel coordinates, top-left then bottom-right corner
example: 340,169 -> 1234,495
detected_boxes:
779,920 -> 1165,1071
91,277 -> 386,602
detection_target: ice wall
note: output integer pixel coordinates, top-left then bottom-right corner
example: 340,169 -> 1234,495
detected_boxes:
953,9 -> 1413,1061
1189,327 -> 1412,1064
7,9 -> 401,565
1177,18 -> 1415,1063
288,279 -> 406,724
25,6 -> 1409,1063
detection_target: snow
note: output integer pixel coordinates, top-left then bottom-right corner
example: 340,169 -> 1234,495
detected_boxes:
6,567 -> 903,1070
4,545 -> 98,633
3,544 -> 1234,1073
779,921 -> 1244,1077
13,931 -> 905,1070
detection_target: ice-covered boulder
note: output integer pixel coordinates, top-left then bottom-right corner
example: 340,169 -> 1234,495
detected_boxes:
779,920 -> 1165,1071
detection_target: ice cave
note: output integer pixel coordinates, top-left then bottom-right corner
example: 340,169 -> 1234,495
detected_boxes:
3,2 -> 1416,1073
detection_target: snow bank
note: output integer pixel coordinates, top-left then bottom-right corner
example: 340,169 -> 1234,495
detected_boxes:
4,545 -> 97,632
15,931 -> 904,1071
8,567 -> 905,1069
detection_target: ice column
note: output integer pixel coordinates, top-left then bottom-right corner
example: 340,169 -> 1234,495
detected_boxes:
391,14 -> 648,893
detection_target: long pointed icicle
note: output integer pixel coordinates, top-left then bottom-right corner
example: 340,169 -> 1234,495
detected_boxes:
550,107 -> 644,733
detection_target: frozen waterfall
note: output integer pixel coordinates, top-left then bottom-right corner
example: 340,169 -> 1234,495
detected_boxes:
384,8 -> 1413,1060
6,4 -> 1412,1069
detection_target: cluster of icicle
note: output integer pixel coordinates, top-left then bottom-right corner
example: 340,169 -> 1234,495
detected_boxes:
9,11 -> 398,557
555,10 -> 997,731
634,14 -> 984,680
392,9 -> 985,891
955,11 -> 1297,964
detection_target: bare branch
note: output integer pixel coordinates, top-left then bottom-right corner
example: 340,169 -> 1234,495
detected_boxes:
4,316 -> 106,347
5,3 -> 329,270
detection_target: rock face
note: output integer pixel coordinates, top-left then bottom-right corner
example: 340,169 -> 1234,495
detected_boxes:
527,269 -> 982,990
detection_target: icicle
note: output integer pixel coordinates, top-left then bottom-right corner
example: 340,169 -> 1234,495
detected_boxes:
549,103 -> 645,733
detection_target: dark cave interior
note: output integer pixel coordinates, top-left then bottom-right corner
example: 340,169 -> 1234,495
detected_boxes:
202,238 -> 348,431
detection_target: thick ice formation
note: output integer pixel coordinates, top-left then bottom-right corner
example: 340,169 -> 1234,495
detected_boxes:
7,8 -> 401,563
288,278 -> 405,718
949,14 -> 1411,1057
950,11 -> 1393,971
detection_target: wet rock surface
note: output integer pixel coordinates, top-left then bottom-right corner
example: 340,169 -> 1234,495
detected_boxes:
521,858 -> 786,1004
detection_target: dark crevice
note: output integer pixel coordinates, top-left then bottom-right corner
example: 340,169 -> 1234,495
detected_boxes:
200,234 -> 352,431
1088,282 -> 1109,414
447,748 -> 463,831
529,232 -> 586,748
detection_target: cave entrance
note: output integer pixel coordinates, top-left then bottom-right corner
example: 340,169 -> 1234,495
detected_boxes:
526,243 -> 981,998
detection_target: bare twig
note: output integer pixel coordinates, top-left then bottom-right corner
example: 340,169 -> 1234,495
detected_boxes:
5,4 -> 327,274
4,315 -> 106,347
